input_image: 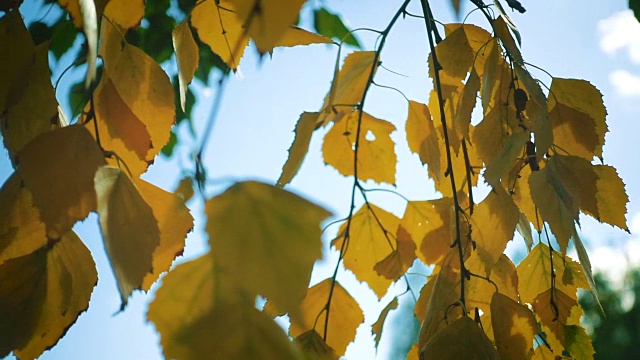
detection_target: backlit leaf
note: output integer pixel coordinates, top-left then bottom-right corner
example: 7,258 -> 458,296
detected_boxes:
401,199 -> 451,266
278,112 -> 320,187
549,78 -> 607,160
420,316 -> 498,360
493,16 -> 522,64
331,204 -> 400,298
173,20 -> 199,112
0,173 -> 46,265
293,330 -> 338,360
593,165 -> 629,230
95,166 -> 160,307
406,100 -> 440,179
313,7 -> 360,48
491,292 -> 537,360
0,10 -> 34,113
471,186 -> 519,275
103,0 -> 145,29
322,111 -> 396,185
533,288 -> 578,347
206,181 -> 331,313
433,25 -> 475,80
0,231 -> 97,359
466,253 -> 519,312
233,0 -> 305,54
136,179 -> 193,290
483,130 -> 527,187
372,297 -> 398,350
374,226 -> 416,281
86,77 -> 152,177
18,125 -> 106,238
191,0 -> 249,70
565,325 -> 595,360
101,19 -> 175,165
289,278 -> 363,356
317,51 -> 376,126
516,243 -> 582,304
514,64 -> 551,158
454,71 -> 480,140
57,0 -> 108,28
149,254 -> 301,359
274,26 -> 335,48
3,42 -> 58,164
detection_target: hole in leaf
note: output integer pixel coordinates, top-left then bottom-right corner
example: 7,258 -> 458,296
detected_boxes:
365,130 -> 376,141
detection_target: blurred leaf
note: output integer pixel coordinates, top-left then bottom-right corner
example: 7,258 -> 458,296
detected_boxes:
206,181 -> 331,314
420,316 -> 498,360
372,297 -> 398,349
313,7 -> 361,48
0,231 -> 97,359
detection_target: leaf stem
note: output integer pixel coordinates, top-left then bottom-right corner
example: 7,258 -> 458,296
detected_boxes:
321,0 -> 412,341
420,0 -> 468,315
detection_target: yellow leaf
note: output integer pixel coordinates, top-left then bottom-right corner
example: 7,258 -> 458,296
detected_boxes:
191,0 -> 248,70
516,243 -> 581,304
18,125 -> 106,238
434,137 -> 480,197
331,204 -> 400,298
0,9 -> 34,113
417,258 -> 463,348
514,64 -> 551,158
533,288 -> 578,348
493,16 -> 523,64
483,130 -> 528,187
372,297 -> 398,349
317,51 -> 377,126
455,71 -> 480,140
420,316 -> 498,360
293,330 -> 338,360
565,325 -> 595,360
175,176 -> 194,203
471,186 -> 519,275
529,160 -> 578,252
206,181 -> 331,313
510,165 -> 540,232
406,100 -> 440,179
136,179 -> 193,290
374,226 -> 416,281
100,20 -> 175,164
402,199 -> 455,266
277,112 -> 320,187
86,76 -> 152,177
322,111 -> 396,185
466,253 -> 519,313
289,278 -> 364,357
0,231 -> 97,359
0,173 -> 46,265
147,255 -> 215,357
549,78 -> 607,161
473,98 -> 519,168
275,26 -> 335,47
103,0 -> 145,29
3,42 -> 58,164
593,165 -> 629,230
491,292 -> 537,360
233,0 -> 305,54
94,166 -> 160,307
149,255 -> 302,359
173,20 -> 199,112
531,346 -> 554,360
432,25 -> 476,80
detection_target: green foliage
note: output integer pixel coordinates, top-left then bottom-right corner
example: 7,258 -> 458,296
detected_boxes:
0,0 -> 632,359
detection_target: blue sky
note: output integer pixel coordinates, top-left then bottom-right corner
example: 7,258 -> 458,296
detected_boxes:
2,0 -> 639,359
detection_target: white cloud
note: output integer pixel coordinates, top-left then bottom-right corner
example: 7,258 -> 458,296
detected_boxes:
609,69 -> 640,96
598,10 -> 640,63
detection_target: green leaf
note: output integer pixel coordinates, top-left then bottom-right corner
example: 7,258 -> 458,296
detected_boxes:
313,7 -> 361,48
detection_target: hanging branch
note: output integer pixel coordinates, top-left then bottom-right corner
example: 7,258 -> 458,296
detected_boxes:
321,0 -> 412,341
419,0 -> 468,315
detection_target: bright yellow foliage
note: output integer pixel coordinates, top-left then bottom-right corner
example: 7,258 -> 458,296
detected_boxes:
288,278 -> 364,357
173,20 -> 199,112
323,111 -> 397,184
